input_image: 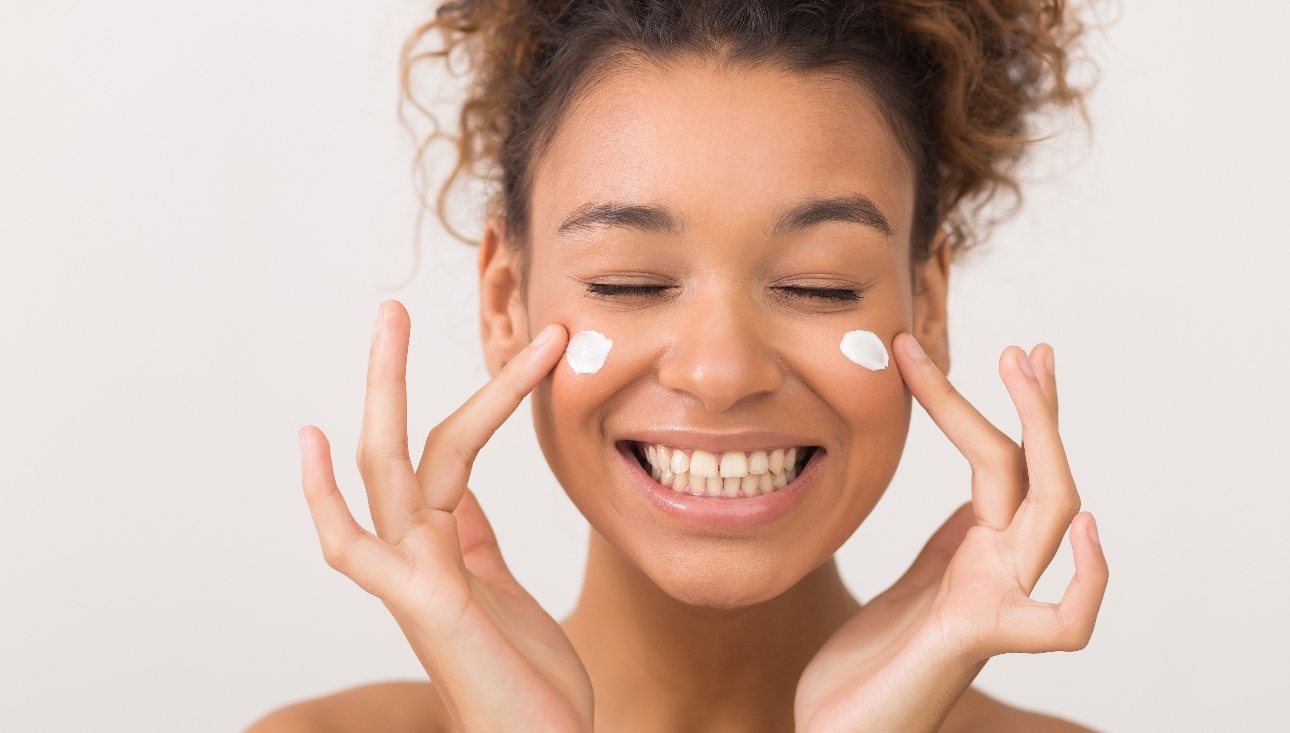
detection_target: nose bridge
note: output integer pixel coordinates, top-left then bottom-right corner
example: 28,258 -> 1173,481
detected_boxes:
657,286 -> 783,412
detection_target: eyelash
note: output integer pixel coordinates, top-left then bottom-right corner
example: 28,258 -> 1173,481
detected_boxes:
584,283 -> 864,302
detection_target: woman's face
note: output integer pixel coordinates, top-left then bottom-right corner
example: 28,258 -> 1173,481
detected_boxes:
479,59 -> 950,608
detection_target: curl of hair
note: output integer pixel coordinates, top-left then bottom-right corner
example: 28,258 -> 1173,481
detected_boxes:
398,0 -> 1096,272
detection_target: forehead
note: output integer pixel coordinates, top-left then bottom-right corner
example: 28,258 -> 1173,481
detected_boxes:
530,58 -> 916,242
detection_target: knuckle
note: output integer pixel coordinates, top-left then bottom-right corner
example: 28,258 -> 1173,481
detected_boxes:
1059,623 -> 1093,652
971,438 -> 1020,474
1029,483 -> 1081,519
320,540 -> 349,572
426,420 -> 451,448
355,453 -> 378,480
381,438 -> 412,463
423,423 -> 457,463
1055,489 -> 1083,520
356,437 -> 410,474
452,441 -> 481,466
428,414 -> 484,468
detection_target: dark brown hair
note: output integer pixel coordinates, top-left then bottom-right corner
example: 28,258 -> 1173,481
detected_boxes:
398,0 -> 1093,273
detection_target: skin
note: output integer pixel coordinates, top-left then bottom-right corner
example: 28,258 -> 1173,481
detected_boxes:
248,58 -> 1106,732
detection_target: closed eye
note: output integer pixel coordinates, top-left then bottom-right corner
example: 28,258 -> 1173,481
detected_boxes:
584,283 -> 673,298
583,283 -> 868,302
774,286 -> 862,301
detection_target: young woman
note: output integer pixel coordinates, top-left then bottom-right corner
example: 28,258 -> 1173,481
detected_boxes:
252,1 -> 1108,730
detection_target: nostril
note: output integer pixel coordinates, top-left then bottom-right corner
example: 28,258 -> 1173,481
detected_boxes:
656,335 -> 784,413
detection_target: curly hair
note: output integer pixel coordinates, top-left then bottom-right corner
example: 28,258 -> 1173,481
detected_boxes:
398,0 -> 1094,274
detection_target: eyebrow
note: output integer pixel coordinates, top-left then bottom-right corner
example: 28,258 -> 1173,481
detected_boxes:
554,194 -> 895,241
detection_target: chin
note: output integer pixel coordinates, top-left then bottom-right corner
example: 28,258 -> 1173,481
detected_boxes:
635,546 -> 811,609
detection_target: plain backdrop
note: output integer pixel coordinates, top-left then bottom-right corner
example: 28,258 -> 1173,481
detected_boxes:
3,2 -> 1288,731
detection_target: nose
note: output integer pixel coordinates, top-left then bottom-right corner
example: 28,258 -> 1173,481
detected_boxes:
656,294 -> 783,413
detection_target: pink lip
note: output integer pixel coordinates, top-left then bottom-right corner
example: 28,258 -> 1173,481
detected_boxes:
615,440 -> 826,529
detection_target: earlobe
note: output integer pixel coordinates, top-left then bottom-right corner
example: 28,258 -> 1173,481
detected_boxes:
912,232 -> 952,374
478,216 -> 530,377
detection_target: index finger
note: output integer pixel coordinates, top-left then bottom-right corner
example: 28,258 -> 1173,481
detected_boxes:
415,323 -> 569,511
892,332 -> 1026,530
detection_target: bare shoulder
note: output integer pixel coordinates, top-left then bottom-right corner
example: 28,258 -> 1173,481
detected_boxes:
942,686 -> 1101,733
244,680 -> 448,733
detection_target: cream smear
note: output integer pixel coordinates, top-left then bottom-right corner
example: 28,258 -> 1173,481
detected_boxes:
566,330 -> 613,375
839,330 -> 888,370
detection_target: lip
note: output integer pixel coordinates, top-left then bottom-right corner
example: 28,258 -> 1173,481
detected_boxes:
615,437 -> 826,530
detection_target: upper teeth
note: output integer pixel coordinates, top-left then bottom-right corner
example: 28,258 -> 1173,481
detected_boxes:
637,442 -> 809,498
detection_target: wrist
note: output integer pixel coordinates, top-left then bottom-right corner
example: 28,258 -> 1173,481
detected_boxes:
800,625 -> 987,733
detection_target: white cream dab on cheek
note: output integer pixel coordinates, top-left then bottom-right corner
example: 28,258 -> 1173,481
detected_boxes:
839,330 -> 889,370
566,330 -> 614,375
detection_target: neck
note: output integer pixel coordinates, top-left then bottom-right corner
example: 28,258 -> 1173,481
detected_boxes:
560,529 -> 861,732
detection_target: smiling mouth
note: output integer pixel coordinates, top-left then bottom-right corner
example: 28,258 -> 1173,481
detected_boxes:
626,441 -> 818,498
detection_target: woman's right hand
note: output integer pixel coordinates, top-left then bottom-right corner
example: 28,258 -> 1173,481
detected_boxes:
296,300 -> 592,733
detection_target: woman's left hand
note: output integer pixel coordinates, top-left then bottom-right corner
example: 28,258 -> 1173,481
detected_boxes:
794,335 -> 1109,733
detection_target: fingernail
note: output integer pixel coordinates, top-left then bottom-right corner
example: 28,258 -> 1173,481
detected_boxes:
1017,349 -> 1035,378
1087,514 -> 1100,546
1045,347 -> 1055,375
531,324 -> 555,348
903,334 -> 926,361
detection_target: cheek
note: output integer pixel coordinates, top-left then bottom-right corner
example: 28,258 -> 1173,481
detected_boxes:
777,313 -> 912,505
543,319 -> 664,414
767,265 -> 913,419
823,341 -> 911,461
777,315 -> 905,409
529,316 -> 660,498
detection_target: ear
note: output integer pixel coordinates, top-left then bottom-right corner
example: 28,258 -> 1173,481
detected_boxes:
911,230 -> 952,374
478,215 -> 530,378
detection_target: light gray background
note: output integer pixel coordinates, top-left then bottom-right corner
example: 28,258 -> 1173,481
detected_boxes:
3,2 -> 1287,731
